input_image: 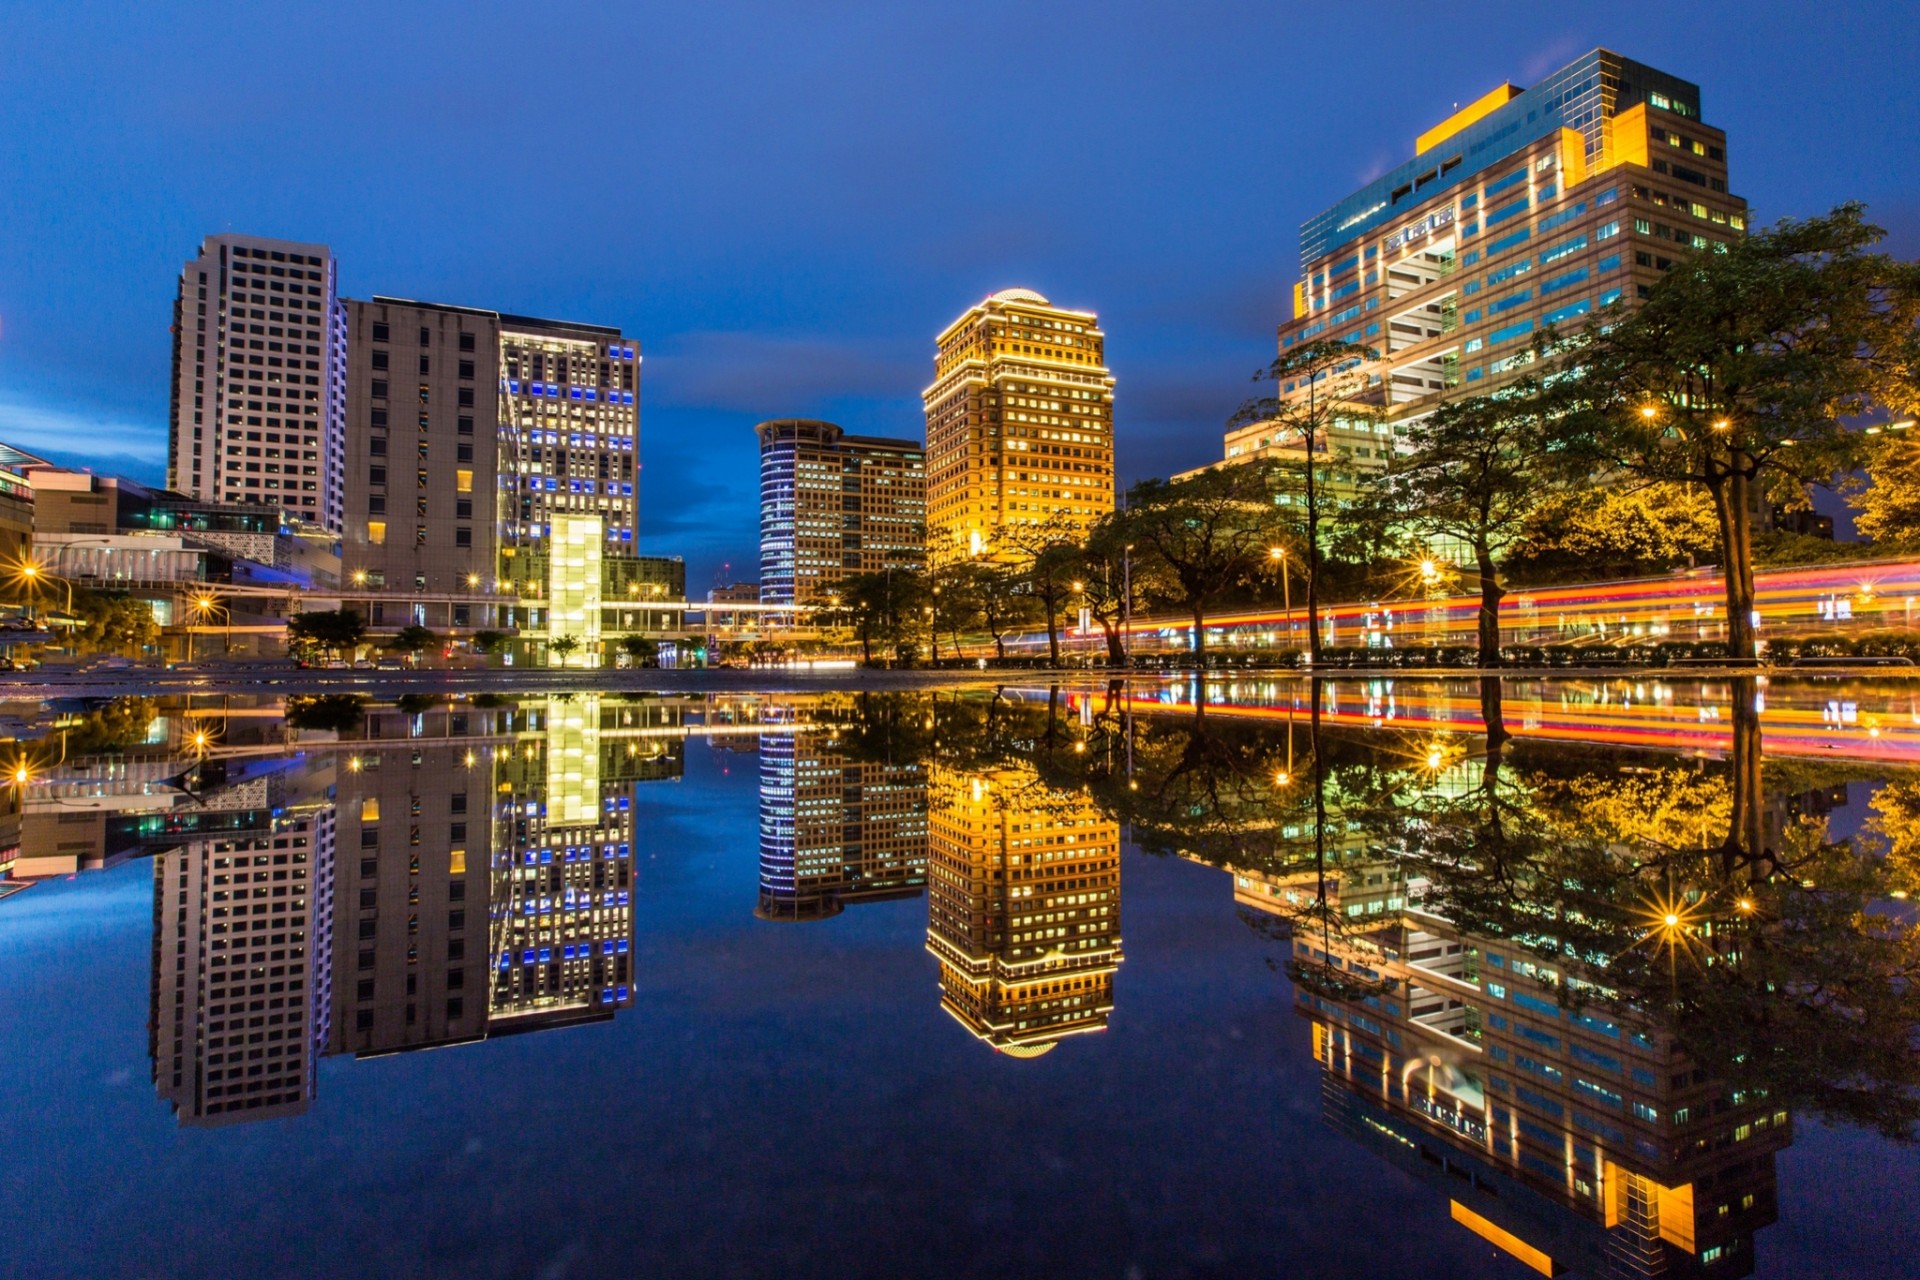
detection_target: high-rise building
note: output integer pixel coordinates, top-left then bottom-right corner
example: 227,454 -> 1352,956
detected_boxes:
341,299 -> 501,617
756,419 -> 926,608
330,737 -> 492,1057
1210,50 -> 1746,487
921,290 -> 1114,566
488,696 -> 636,1028
168,234 -> 346,533
924,762 -> 1121,1056
150,764 -> 336,1126
756,717 -> 927,921
337,299 -> 639,650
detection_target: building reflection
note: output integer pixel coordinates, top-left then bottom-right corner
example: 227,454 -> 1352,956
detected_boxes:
137,693 -> 676,1123
1224,800 -> 1787,1277
150,755 -> 337,1126
755,710 -> 927,921
924,761 -> 1121,1057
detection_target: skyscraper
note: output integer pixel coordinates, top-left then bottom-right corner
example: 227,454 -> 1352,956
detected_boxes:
168,234 -> 346,533
1210,50 -> 1746,485
341,299 -> 501,615
756,714 -> 928,921
755,419 -> 926,609
924,762 -> 1121,1056
337,299 -> 639,652
150,763 -> 336,1126
922,289 -> 1114,566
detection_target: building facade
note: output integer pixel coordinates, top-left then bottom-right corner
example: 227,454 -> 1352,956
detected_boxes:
168,234 -> 346,533
756,716 -> 928,921
342,299 -> 501,610
924,762 -> 1121,1056
1212,51 -> 1746,493
150,768 -> 336,1126
921,290 -> 1114,567
755,419 -> 925,609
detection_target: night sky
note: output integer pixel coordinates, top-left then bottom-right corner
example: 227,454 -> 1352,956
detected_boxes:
2,1 -> 1916,589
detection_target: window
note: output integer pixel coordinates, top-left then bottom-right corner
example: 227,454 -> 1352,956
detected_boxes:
418,355 -> 430,375
459,332 -> 475,352
371,350 -> 389,370
368,496 -> 386,514
458,360 -> 475,380
419,326 -> 431,346
455,527 -> 472,547
372,322 -> 390,342
371,380 -> 388,400
368,520 -> 386,544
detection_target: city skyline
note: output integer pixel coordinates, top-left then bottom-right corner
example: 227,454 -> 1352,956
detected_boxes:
2,4 -> 1917,587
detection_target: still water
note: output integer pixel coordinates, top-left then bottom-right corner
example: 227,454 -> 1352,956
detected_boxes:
3,677 -> 1918,1279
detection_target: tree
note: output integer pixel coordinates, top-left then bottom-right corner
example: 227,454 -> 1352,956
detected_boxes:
1364,379 -> 1553,665
470,629 -> 508,657
838,569 -> 930,666
1231,338 -> 1379,664
1551,204 -> 1920,662
72,592 -> 159,657
1508,481 -> 1721,581
1850,431 -> 1920,551
931,563 -> 986,661
1000,515 -> 1086,668
287,609 -> 365,661
1124,460 -> 1292,661
1078,514 -> 1138,665
388,625 -> 438,661
618,635 -> 659,667
548,634 -> 581,666
976,563 -> 1040,661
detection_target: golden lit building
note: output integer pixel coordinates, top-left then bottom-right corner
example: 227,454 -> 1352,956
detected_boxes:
921,289 -> 1115,566
1207,50 -> 1747,487
924,763 -> 1121,1056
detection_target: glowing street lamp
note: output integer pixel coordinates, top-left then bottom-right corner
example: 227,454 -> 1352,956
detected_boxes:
1268,547 -> 1293,641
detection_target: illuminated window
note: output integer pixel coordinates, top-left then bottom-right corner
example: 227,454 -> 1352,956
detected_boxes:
367,521 -> 386,545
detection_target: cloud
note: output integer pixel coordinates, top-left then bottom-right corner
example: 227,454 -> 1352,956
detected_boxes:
0,391 -> 167,474
647,331 -> 923,418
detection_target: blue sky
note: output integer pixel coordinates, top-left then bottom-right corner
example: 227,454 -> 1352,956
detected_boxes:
1,1 -> 1916,588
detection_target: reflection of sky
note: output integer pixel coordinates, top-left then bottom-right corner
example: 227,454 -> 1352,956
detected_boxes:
2,737 -> 1917,1276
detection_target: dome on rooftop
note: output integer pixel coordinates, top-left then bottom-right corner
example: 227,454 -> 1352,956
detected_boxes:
988,287 -> 1051,305
998,1041 -> 1058,1059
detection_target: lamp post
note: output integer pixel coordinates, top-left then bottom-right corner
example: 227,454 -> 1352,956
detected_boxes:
1122,544 -> 1133,669
1269,547 -> 1291,647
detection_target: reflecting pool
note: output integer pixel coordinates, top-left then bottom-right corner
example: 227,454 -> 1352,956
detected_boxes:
3,677 -> 1918,1278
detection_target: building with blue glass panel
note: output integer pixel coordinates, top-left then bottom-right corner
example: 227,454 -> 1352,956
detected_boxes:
1210,49 -> 1748,490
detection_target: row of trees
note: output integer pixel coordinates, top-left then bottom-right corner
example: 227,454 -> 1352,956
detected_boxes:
823,205 -> 1917,670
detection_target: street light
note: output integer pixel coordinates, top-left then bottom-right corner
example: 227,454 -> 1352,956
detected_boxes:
1269,546 -> 1292,644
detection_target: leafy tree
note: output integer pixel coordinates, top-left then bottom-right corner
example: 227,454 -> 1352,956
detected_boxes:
1000,515 -> 1085,668
470,629 -> 508,656
1364,380 -> 1553,665
976,563 -> 1041,661
1077,514 -> 1139,665
1125,460 -> 1293,661
287,609 -> 365,660
1231,338 -> 1379,663
1508,481 -> 1721,581
1550,204 -> 1920,662
837,569 -> 930,666
618,635 -> 659,667
1850,430 -> 1920,551
388,625 -> 439,659
72,592 -> 159,657
285,694 -> 366,734
65,696 -> 158,753
548,634 -> 581,665
931,563 -> 985,660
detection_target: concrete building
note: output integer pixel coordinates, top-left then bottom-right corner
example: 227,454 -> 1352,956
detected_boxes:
168,234 -> 346,533
1209,50 -> 1746,495
150,763 -> 336,1126
756,718 -> 927,921
922,289 -> 1114,567
340,299 -> 503,635
755,419 -> 925,609
924,762 -> 1121,1056
330,736 -> 492,1056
